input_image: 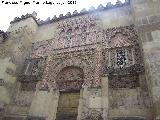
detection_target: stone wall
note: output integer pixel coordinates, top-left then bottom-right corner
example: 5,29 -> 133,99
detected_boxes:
132,0 -> 160,119
0,0 -> 159,120
0,15 -> 38,118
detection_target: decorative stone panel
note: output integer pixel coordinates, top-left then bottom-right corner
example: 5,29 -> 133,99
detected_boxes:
103,25 -> 139,48
102,25 -> 143,73
56,66 -> 84,91
104,64 -> 144,75
109,74 -> 139,89
47,57 -> 95,89
81,109 -> 103,120
31,14 -> 101,58
37,48 -> 100,90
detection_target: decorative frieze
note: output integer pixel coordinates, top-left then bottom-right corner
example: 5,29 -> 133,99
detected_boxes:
109,74 -> 139,89
55,15 -> 100,48
34,14 -> 101,51
104,64 -> 145,75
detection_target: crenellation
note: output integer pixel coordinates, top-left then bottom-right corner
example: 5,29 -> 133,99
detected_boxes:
0,0 -> 159,119
9,0 -> 130,26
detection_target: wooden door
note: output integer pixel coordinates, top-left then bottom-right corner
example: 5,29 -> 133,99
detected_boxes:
56,92 -> 80,120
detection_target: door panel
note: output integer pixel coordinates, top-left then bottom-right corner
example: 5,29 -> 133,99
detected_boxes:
56,92 -> 80,120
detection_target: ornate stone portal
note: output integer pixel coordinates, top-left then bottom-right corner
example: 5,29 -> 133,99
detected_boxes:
14,21 -> 150,120
0,1 -> 155,119
18,21 -> 149,120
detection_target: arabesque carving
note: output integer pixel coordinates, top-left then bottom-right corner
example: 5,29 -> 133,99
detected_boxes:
31,24 -> 144,93
109,74 -> 139,89
102,25 -> 143,74
56,66 -> 84,91
103,25 -> 139,48
31,15 -> 101,59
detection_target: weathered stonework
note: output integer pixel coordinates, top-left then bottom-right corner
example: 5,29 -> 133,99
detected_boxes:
0,0 -> 159,120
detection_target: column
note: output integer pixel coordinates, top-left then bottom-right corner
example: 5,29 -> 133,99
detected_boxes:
101,76 -> 109,120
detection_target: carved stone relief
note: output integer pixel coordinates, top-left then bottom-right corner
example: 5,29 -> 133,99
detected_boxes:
108,33 -> 132,48
30,24 -> 145,93
31,14 -> 100,58
56,66 -> 84,91
30,15 -> 103,91
103,25 -> 138,48
45,56 -> 95,89
102,25 -> 143,75
109,74 -> 139,89
36,47 -> 102,90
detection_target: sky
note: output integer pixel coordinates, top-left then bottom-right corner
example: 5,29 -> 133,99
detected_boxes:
0,0 -> 125,31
